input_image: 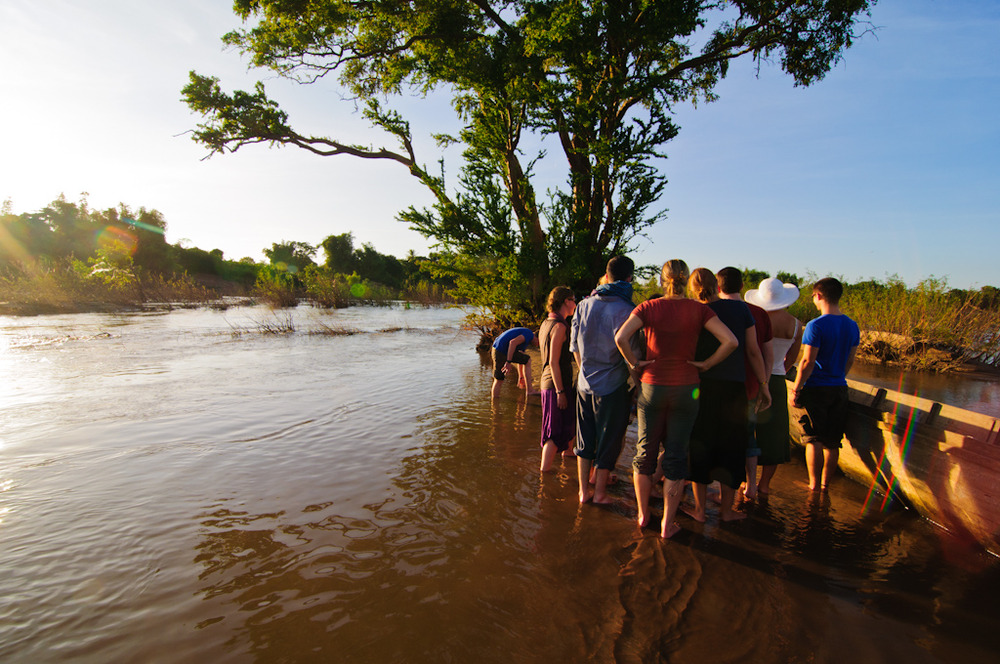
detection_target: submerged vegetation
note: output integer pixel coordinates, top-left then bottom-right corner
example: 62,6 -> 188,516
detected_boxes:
0,260 -> 216,315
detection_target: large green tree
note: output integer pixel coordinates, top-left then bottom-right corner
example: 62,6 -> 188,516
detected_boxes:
320,232 -> 358,275
183,0 -> 876,320
263,240 -> 317,272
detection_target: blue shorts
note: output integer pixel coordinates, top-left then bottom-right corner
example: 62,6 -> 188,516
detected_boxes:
575,382 -> 632,470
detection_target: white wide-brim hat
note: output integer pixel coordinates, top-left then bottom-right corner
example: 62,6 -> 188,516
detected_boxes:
745,277 -> 800,311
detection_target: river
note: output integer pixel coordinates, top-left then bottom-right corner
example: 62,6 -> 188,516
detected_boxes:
1,304 -> 997,663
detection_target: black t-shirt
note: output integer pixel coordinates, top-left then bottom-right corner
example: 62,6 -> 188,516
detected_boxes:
695,299 -> 753,382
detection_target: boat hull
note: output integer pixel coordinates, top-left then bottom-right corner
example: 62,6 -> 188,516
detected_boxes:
788,378 -> 1000,554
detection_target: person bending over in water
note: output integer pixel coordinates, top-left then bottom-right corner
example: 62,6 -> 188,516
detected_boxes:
490,327 -> 539,399
615,260 -> 737,538
539,287 -> 578,472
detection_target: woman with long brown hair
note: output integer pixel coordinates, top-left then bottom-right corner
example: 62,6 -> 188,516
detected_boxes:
539,286 -> 578,472
686,268 -> 770,522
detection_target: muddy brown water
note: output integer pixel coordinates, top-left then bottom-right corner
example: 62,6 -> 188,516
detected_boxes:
1,305 -> 997,663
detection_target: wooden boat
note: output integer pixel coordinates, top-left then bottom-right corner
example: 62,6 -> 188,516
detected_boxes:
788,378 -> 1000,554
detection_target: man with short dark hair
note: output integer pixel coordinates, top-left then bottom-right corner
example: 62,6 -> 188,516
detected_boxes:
716,267 -> 772,501
790,277 -> 860,491
571,256 -> 637,504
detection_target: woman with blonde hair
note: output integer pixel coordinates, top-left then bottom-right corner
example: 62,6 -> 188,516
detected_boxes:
539,286 -> 578,471
745,277 -> 803,494
614,260 -> 737,538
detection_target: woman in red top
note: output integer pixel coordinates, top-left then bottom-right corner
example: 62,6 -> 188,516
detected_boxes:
615,260 -> 737,538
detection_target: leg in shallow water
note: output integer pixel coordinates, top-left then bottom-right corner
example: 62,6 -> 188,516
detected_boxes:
743,455 -> 758,501
577,456 -> 593,503
720,484 -> 747,521
805,442 -> 824,491
682,482 -> 707,522
758,464 -> 777,494
540,440 -> 558,472
591,468 -> 615,505
661,478 -> 685,538
633,470 -> 653,528
821,446 -> 839,490
518,362 -> 540,396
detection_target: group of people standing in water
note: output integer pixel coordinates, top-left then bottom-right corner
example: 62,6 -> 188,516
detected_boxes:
491,256 -> 860,539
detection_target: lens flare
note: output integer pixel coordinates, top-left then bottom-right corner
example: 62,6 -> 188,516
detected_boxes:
861,373 -> 922,516
0,221 -> 33,264
96,226 -> 138,255
122,217 -> 165,235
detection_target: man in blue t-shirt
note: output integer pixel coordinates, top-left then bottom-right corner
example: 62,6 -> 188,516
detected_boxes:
491,327 -> 539,399
790,278 -> 860,492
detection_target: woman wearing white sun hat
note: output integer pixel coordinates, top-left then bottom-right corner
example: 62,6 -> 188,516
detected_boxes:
744,277 -> 803,495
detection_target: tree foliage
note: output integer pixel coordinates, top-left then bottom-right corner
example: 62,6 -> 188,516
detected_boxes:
183,0 -> 877,319
0,194 -> 168,271
264,240 -> 318,272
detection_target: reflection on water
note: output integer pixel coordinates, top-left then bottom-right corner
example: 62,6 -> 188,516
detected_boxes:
850,361 -> 1000,417
0,304 -> 998,662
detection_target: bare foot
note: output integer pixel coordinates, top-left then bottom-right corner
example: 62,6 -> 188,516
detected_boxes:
592,494 -> 615,505
637,514 -> 650,529
579,490 -> 593,504
721,509 -> 747,522
661,521 -> 682,539
680,504 -> 706,523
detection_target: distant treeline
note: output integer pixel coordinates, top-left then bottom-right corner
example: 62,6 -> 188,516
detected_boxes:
0,195 -> 455,311
4,196 -> 998,371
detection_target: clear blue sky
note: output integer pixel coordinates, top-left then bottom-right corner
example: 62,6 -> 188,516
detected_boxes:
2,0 -> 997,289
